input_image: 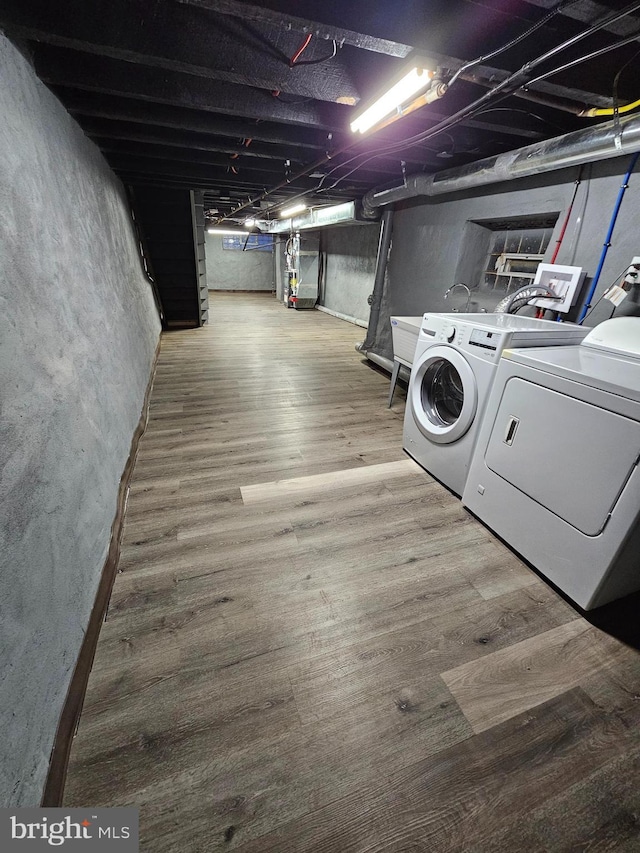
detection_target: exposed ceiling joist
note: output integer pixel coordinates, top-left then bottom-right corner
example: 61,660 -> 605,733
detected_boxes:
81,119 -> 306,162
55,89 -> 329,150
105,153 -> 369,189
34,45 -> 349,128
8,0 -> 640,224
1,0 -> 361,104
97,140 -> 304,173
523,0 -> 640,37
176,0 -> 413,57
175,0 -> 619,109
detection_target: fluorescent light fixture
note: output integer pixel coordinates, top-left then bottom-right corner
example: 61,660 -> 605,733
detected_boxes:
207,228 -> 251,235
350,66 -> 434,134
279,202 -> 307,218
244,218 -> 256,227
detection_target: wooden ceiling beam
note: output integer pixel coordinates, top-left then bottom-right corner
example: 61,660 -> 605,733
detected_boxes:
33,45 -> 351,130
81,119 -> 306,163
176,0 -> 413,57
0,0 -> 360,103
55,89 -> 330,150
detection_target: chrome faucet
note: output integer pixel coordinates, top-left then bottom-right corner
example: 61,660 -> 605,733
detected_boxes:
444,282 -> 471,312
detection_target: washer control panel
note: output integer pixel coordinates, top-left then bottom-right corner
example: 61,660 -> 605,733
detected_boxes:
417,312 -> 588,362
469,328 -> 499,350
420,315 -> 506,359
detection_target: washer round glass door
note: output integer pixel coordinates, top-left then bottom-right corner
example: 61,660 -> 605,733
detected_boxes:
410,345 -> 478,444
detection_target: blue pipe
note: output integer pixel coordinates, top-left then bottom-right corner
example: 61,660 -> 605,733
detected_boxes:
578,152 -> 639,323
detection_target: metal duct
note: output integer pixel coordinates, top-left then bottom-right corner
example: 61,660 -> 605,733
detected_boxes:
362,113 -> 640,216
262,201 -> 357,233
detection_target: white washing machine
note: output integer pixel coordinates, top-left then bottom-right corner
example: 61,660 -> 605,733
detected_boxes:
462,317 -> 640,610
403,313 -> 588,496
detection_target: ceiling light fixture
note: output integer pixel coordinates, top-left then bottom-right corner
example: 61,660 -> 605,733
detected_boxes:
350,64 -> 444,135
279,202 -> 307,218
244,218 -> 256,226
207,228 -> 251,235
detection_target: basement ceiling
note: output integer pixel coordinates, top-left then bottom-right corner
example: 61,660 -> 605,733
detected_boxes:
4,0 -> 640,224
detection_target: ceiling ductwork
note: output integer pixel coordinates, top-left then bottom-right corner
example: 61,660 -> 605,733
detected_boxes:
262,201 -> 360,233
362,113 -> 640,217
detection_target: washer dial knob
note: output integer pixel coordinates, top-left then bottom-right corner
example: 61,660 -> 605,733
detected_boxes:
446,326 -> 456,342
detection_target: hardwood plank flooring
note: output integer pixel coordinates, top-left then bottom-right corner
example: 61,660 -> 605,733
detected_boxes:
64,292 -> 640,852
441,619 -> 628,733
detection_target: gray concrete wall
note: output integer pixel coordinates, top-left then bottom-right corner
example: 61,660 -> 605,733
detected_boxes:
205,232 -> 275,290
0,34 -> 160,806
371,159 -> 640,359
318,224 -> 378,324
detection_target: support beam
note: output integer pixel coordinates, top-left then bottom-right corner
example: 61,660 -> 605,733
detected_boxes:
80,118 -> 305,162
54,89 -> 330,150
179,0 -> 621,107
523,0 -> 640,37
105,154 -> 371,189
33,45 -> 350,130
93,135 -> 419,180
97,140 -> 298,173
177,0 -> 413,57
0,0 -> 360,103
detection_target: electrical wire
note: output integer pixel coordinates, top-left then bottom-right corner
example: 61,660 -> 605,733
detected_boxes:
613,46 -> 640,108
535,167 -> 584,318
580,264 -> 631,322
293,40 -> 338,66
311,85 -> 518,193
473,107 -> 568,133
319,3 -> 640,195
524,29 -> 640,89
564,164 -> 590,264
218,0 -> 640,223
448,0 -> 577,87
584,96 -> 640,117
289,34 -> 312,66
399,2 -> 640,145
584,46 -> 640,120
360,0 -> 640,153
551,167 -> 582,263
578,151 -> 639,322
317,6 -> 640,191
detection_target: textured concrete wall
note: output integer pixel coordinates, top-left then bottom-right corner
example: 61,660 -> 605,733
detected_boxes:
371,160 -> 640,359
0,34 -> 160,806
205,232 -> 275,290
318,224 -> 378,324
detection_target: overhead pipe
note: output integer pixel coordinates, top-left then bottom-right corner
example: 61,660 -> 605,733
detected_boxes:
262,201 -> 357,233
459,72 -> 588,116
578,152 -> 639,323
361,113 -> 640,217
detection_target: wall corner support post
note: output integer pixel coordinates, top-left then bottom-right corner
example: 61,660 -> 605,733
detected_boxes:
361,208 -> 394,353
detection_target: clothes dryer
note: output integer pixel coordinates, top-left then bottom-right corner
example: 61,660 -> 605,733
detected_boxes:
462,317 -> 640,609
403,313 -> 588,496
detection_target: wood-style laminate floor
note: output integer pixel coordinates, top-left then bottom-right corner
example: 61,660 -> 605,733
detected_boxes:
65,292 -> 640,852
